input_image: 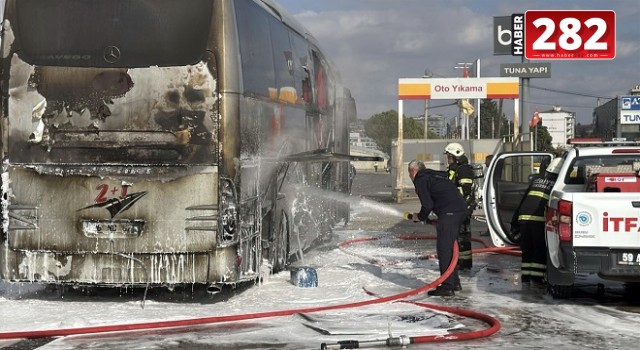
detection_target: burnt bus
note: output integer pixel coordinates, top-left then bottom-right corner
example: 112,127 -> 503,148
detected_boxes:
0,0 -> 355,289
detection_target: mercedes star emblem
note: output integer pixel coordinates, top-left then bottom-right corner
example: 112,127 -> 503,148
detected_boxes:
103,46 -> 121,63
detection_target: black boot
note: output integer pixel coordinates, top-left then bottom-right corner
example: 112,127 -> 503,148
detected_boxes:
458,259 -> 472,271
428,286 -> 455,296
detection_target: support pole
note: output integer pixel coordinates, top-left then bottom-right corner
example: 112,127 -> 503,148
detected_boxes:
395,100 -> 404,203
476,58 -> 481,140
424,98 -> 429,155
514,98 -> 520,141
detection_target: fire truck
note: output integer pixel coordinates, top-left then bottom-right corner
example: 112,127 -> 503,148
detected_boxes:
484,139 -> 640,298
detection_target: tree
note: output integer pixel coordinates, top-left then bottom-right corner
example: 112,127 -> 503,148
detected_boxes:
478,99 -> 510,139
532,121 -> 554,152
363,110 -> 436,155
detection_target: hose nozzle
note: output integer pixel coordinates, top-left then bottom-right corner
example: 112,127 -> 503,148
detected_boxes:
403,212 -> 413,220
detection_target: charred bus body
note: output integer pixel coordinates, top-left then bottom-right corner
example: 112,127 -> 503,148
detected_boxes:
0,0 -> 354,288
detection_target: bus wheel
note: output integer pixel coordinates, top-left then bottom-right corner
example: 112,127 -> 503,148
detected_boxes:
272,211 -> 290,273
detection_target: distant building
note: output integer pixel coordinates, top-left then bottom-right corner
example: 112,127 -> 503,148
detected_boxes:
413,113 -> 448,138
574,122 -> 594,138
539,106 -> 575,148
349,132 -> 378,150
350,146 -> 388,171
593,98 -> 619,140
428,114 -> 447,137
593,85 -> 640,140
349,119 -> 366,135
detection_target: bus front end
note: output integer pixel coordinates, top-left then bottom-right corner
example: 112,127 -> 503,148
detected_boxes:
0,0 -> 240,287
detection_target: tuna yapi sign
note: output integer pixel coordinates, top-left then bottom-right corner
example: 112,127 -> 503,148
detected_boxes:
620,95 -> 640,124
500,62 -> 551,78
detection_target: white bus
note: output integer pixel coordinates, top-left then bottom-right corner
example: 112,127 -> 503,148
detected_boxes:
0,0 -> 360,291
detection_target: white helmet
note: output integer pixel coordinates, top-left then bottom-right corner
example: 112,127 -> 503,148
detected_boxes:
444,142 -> 465,157
546,157 -> 563,175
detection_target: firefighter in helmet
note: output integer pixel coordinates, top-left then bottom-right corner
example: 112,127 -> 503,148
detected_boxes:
511,157 -> 563,287
444,142 -> 475,271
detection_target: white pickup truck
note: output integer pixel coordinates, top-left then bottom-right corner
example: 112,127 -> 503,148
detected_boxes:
484,141 -> 640,298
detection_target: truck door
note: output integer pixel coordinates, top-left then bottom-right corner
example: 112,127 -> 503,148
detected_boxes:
483,152 -> 554,247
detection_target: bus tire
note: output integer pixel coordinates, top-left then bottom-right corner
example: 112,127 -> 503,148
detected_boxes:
271,210 -> 290,273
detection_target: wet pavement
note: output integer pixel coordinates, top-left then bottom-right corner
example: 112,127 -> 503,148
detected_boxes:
326,171 -> 640,349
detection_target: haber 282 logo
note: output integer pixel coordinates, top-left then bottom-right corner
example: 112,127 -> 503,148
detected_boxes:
512,10 -> 616,60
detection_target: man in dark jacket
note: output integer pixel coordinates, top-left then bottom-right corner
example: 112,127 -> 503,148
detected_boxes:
408,160 -> 468,296
511,157 -> 563,287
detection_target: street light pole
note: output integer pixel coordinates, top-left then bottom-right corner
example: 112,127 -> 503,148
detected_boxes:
454,62 -> 473,140
422,70 -> 431,161
396,98 -> 404,203
476,58 -> 481,140
423,70 -> 432,141
424,99 -> 429,140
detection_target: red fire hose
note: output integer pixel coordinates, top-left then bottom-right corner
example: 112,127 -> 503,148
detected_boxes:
0,233 -> 521,350
321,234 -> 518,349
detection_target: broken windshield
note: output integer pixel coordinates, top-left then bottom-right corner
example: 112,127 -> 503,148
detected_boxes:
7,57 -> 219,165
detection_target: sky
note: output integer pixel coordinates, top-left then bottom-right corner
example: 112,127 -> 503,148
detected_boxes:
1,1 -> 635,126
276,0 -> 640,125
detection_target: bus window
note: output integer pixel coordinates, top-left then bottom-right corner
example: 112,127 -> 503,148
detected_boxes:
13,0 -> 212,68
289,32 -> 311,105
236,0 -> 276,97
268,17 -> 295,103
312,51 -> 329,112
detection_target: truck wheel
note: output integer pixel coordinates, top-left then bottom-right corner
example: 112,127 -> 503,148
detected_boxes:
546,250 -> 574,299
623,282 -> 640,300
548,283 -> 573,299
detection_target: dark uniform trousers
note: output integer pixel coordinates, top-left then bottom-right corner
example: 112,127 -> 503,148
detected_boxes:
457,216 -> 472,269
449,166 -> 473,270
436,211 -> 466,289
518,220 -> 547,283
514,174 -> 556,284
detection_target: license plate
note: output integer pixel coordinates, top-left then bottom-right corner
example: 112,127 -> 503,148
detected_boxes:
81,220 -> 145,238
617,252 -> 640,266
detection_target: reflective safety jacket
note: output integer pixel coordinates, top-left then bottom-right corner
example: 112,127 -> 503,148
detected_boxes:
513,174 -> 557,223
448,162 -> 475,205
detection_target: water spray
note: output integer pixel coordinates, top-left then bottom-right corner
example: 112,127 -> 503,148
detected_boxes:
355,197 -> 404,218
291,184 -> 405,218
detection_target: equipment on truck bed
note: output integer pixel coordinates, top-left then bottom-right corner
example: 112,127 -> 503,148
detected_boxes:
585,172 -> 640,192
